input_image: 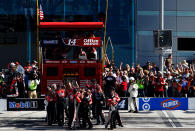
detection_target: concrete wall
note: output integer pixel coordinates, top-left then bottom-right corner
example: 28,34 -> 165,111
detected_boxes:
136,0 -> 195,66
0,32 -> 37,69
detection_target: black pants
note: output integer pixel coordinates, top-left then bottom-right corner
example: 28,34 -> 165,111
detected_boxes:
92,103 -> 96,119
95,103 -> 105,124
155,91 -> 164,97
47,101 -> 55,125
57,100 -> 65,125
82,109 -> 92,128
110,110 -> 116,129
68,103 -> 74,127
107,111 -> 116,129
114,109 -> 122,126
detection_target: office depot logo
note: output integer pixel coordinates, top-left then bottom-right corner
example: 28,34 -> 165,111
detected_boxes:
161,98 -> 180,110
83,39 -> 99,46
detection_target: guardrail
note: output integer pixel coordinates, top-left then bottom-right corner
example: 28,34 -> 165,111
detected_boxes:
0,97 -> 195,111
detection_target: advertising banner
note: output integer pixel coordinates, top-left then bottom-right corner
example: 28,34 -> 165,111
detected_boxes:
117,97 -> 128,110
7,98 -> 45,111
43,37 -> 101,47
139,98 -> 188,111
63,37 -> 101,47
103,97 -> 128,110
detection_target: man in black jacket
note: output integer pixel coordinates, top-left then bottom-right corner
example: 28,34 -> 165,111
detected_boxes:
93,86 -> 105,125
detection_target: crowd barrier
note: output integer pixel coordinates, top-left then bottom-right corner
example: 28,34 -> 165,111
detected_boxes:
0,97 -> 195,111
139,98 -> 188,111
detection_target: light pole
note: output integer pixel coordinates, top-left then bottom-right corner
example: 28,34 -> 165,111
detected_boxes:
159,0 -> 164,75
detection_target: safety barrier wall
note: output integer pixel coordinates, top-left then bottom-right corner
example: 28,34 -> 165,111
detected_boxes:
138,98 -> 188,111
188,98 -> 195,110
0,99 -> 7,111
0,97 -> 195,111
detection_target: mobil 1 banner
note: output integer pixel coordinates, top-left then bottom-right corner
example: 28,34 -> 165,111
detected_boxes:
139,98 -> 188,111
7,98 -> 45,111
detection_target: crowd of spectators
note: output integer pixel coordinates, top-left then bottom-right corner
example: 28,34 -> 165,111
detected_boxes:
1,54 -> 195,99
0,61 -> 40,98
103,54 -> 195,98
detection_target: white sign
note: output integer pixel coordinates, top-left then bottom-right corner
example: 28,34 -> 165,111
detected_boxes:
0,99 -> 7,111
162,49 -> 172,54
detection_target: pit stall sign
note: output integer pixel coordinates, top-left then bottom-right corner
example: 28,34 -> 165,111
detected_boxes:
43,37 -> 101,47
139,98 -> 188,111
63,37 -> 101,47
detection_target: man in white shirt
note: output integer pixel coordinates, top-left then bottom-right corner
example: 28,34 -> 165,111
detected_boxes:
128,77 -> 138,113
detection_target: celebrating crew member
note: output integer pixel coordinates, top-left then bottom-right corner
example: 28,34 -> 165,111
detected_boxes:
70,88 -> 82,129
67,82 -> 75,128
80,89 -> 93,129
93,86 -> 105,125
46,84 -> 57,126
106,88 -> 123,130
56,85 -> 66,126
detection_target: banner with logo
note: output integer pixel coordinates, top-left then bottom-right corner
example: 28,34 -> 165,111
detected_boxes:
7,98 -> 45,111
42,37 -> 101,47
103,97 -> 128,110
63,37 -> 101,47
117,97 -> 128,110
139,98 -> 188,111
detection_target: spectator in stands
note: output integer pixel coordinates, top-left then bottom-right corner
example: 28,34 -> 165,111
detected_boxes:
148,72 -> 156,97
119,76 -> 127,97
154,72 -> 165,97
103,72 -> 116,97
32,60 -> 38,69
137,75 -> 145,97
165,71 -> 173,97
165,54 -> 172,68
143,61 -> 151,71
15,62 -> 24,75
143,70 -> 150,97
28,70 -> 40,98
152,63 -> 159,74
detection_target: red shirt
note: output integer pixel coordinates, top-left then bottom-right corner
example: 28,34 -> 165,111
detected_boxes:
107,93 -> 120,106
121,81 -> 127,92
57,89 -> 66,98
74,92 -> 81,103
155,77 -> 165,92
66,88 -> 73,94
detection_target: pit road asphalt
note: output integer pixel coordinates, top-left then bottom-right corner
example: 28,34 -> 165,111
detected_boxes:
0,110 -> 195,131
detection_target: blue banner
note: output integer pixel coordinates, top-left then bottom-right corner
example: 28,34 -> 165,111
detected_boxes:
103,97 -> 128,110
7,98 -> 45,111
117,97 -> 128,110
139,98 -> 188,111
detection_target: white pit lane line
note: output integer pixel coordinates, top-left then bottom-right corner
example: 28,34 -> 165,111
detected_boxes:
162,110 -> 176,128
